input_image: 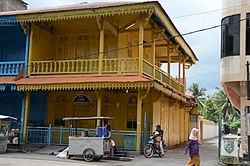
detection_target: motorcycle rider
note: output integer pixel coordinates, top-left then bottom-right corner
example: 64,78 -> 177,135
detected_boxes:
153,125 -> 163,151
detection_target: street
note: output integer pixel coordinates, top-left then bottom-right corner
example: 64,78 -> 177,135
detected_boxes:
0,138 -> 219,166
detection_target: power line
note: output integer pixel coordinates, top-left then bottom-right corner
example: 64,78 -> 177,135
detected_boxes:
172,3 -> 249,19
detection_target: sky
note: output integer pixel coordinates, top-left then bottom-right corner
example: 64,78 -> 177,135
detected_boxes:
24,0 -> 222,95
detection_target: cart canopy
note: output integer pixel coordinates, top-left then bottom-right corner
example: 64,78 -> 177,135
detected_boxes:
0,115 -> 17,121
62,116 -> 113,121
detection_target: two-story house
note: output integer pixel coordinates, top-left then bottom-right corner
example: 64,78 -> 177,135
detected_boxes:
0,1 -> 198,152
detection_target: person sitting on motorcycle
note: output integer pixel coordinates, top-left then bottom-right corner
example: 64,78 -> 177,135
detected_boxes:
153,125 -> 163,149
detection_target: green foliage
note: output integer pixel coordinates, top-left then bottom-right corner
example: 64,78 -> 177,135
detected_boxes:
200,95 -> 219,122
187,84 -> 241,130
187,83 -> 207,110
228,116 -> 241,133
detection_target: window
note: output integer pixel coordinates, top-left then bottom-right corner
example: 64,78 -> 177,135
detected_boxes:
127,121 -> 137,129
221,14 -> 240,58
246,14 -> 250,55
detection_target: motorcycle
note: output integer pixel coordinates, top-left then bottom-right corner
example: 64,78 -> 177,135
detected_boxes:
143,136 -> 165,158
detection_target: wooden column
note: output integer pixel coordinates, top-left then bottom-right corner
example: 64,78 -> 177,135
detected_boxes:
136,90 -> 143,153
178,58 -> 181,91
136,88 -> 150,153
98,18 -> 105,74
178,59 -> 181,81
151,30 -> 156,78
138,19 -> 144,74
27,24 -> 34,76
22,91 -> 30,143
24,24 -> 31,76
182,59 -> 186,91
96,91 -> 102,127
167,47 -> 171,85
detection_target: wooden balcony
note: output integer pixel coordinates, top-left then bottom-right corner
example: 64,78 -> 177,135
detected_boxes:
31,58 -> 139,75
0,61 -> 25,76
30,58 -> 184,93
143,60 -> 185,93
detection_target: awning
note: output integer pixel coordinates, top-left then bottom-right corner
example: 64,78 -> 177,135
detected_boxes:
16,74 -> 154,91
0,76 -> 17,91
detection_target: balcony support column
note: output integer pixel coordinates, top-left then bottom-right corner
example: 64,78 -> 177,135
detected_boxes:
27,24 -> 34,76
182,59 -> 186,91
96,91 -> 102,127
22,91 -> 30,143
24,24 -> 31,76
97,17 -> 105,74
138,18 -> 144,75
178,57 -> 182,91
151,30 -> 156,79
136,88 -> 150,153
167,46 -> 171,84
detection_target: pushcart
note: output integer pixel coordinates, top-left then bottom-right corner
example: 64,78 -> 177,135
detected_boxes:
62,116 -> 113,162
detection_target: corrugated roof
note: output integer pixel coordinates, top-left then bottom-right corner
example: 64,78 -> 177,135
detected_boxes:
0,1 -> 154,16
0,76 -> 16,84
15,74 -> 152,85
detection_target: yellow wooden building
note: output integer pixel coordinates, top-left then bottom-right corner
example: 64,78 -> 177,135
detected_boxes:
1,1 -> 198,151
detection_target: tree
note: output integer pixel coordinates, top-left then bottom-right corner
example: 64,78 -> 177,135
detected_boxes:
187,83 -> 207,109
228,116 -> 241,133
213,87 -> 240,122
200,95 -> 219,122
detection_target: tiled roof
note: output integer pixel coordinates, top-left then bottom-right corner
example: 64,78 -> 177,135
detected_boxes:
15,74 -> 153,85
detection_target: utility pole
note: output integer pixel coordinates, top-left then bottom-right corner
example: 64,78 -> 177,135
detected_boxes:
247,61 -> 250,100
218,111 -> 222,161
247,61 -> 250,161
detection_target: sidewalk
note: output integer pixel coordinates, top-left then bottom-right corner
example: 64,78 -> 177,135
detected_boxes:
0,138 -> 220,166
123,138 -> 219,166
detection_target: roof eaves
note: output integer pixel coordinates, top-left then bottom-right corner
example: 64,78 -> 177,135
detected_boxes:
152,2 -> 198,63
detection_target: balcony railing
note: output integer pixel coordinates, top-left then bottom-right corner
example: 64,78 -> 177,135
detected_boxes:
143,60 -> 185,93
30,58 -> 139,75
29,58 -> 184,94
26,125 -> 150,150
0,61 -> 25,75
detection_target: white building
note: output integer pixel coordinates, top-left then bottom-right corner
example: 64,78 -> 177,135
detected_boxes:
221,0 -> 250,156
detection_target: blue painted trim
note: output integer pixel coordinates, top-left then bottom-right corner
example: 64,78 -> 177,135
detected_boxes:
0,61 -> 25,76
0,84 -> 17,91
20,97 -> 25,143
24,24 -> 30,76
0,85 -> 6,91
0,16 -> 17,24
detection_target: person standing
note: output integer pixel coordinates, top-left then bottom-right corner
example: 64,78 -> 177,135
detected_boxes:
184,128 -> 200,166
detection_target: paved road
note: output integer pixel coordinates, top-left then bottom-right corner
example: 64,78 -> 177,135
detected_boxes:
0,138 -> 219,166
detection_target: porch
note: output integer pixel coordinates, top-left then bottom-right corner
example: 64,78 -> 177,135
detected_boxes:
26,126 -> 150,151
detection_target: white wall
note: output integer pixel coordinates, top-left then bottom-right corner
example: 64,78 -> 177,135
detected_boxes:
198,117 -> 218,140
203,122 -> 218,140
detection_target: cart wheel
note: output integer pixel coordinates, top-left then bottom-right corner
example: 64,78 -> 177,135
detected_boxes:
94,156 -> 102,161
83,148 -> 95,162
66,151 -> 71,159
